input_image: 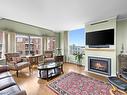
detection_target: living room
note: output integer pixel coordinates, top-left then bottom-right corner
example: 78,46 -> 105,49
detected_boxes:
0,0 -> 127,95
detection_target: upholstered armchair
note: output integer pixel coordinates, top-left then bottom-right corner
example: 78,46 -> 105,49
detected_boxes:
37,55 -> 44,64
44,51 -> 55,63
5,53 -> 31,77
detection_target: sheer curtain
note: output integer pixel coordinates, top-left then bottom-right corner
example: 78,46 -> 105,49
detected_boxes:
8,32 -> 16,53
0,31 -> 8,59
1,32 -> 5,59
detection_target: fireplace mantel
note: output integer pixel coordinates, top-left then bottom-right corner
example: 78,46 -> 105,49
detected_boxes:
85,48 -> 115,51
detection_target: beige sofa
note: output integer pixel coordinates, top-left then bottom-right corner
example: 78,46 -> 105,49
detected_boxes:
0,65 -> 27,95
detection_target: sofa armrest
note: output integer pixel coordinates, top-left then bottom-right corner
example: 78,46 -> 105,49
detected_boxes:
0,65 -> 9,73
16,90 -> 27,95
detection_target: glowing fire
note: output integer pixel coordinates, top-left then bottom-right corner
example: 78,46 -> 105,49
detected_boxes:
95,62 -> 105,69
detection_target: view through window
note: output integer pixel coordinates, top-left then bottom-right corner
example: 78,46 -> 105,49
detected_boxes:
68,28 -> 85,63
47,37 -> 56,51
16,34 -> 42,56
30,36 -> 41,55
69,28 -> 85,55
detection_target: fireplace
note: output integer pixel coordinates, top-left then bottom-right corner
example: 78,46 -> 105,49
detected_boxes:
88,56 -> 111,75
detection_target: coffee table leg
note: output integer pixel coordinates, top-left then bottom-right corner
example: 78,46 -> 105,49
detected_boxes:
54,68 -> 56,74
39,70 -> 41,78
61,65 -> 64,73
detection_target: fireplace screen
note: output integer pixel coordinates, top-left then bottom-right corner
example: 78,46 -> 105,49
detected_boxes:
88,57 -> 111,75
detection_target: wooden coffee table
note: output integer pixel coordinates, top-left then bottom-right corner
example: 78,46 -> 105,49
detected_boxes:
37,62 -> 63,80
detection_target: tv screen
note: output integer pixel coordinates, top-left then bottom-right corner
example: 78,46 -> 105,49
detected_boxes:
86,29 -> 114,45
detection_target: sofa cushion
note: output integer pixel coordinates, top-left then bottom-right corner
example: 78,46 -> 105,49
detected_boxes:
108,77 -> 127,91
44,58 -> 55,63
44,51 -> 53,58
0,65 -> 9,73
0,71 -> 11,79
45,53 -> 52,58
0,77 -> 16,90
0,85 -> 26,95
15,62 -> 30,70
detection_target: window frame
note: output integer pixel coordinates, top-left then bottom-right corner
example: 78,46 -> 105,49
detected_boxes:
16,34 -> 42,56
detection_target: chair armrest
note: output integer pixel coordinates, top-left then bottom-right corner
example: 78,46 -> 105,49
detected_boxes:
0,65 -> 9,73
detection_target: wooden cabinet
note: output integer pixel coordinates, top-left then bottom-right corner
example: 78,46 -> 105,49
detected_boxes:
118,54 -> 127,72
55,56 -> 64,62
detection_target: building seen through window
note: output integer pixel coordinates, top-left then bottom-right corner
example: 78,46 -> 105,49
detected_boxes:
69,44 -> 85,55
47,37 -> 56,51
16,34 -> 42,56
69,28 -> 85,55
30,36 -> 41,55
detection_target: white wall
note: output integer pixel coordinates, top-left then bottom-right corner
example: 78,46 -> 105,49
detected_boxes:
60,31 -> 68,62
117,19 -> 127,55
85,18 -> 117,76
116,19 -> 127,72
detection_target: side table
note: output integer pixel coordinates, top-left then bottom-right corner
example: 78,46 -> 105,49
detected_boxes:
55,55 -> 64,62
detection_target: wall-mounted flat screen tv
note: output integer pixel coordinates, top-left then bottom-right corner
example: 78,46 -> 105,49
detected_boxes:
86,29 -> 114,45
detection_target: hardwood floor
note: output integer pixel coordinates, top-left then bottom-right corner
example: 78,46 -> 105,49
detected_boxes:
11,63 -> 108,95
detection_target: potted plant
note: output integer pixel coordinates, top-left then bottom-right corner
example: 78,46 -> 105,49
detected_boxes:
56,48 -> 62,56
73,52 -> 84,64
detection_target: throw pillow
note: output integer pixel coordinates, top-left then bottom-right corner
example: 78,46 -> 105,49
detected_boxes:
45,53 -> 52,58
12,57 -> 22,63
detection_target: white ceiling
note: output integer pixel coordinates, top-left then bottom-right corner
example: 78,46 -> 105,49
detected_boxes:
0,0 -> 127,31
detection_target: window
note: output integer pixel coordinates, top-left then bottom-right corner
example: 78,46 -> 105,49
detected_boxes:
16,34 -> 42,56
16,35 -> 29,55
30,36 -> 41,55
68,28 -> 85,63
47,37 -> 56,51
69,28 -> 85,54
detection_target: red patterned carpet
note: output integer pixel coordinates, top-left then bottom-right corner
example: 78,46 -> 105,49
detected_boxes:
48,72 -> 124,95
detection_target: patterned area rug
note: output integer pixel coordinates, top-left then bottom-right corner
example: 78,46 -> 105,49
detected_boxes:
48,72 -> 124,95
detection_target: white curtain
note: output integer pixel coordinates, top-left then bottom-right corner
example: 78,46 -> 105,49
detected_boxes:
8,32 -> 16,52
1,32 -> 6,59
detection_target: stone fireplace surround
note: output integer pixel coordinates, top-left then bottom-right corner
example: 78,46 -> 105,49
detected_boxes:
88,56 -> 111,76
